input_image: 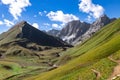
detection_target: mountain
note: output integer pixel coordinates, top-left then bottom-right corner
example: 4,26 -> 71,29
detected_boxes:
46,29 -> 60,37
49,15 -> 116,45
0,21 -> 70,47
25,19 -> 120,80
74,14 -> 116,45
0,21 -> 71,80
58,20 -> 90,45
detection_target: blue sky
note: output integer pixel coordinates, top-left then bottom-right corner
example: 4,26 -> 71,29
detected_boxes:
0,0 -> 120,34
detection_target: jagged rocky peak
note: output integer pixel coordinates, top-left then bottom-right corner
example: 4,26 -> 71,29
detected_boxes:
46,29 -> 60,37
58,20 -> 90,44
92,14 -> 116,27
0,21 -> 72,47
19,20 -> 27,24
74,14 -> 117,45
46,14 -> 116,45
14,21 -> 28,28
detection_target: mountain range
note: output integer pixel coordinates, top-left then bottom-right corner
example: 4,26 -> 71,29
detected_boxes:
47,14 -> 116,45
25,18 -> 120,80
0,21 -> 71,80
0,14 -> 120,80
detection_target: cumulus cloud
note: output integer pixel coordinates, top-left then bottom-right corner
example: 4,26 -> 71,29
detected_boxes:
43,23 -> 50,26
47,10 -> 79,23
0,21 -> 4,25
52,24 -> 60,28
78,0 -> 104,19
4,19 -> 14,27
39,12 -> 42,16
32,23 -> 39,29
1,0 -> 31,20
44,11 -> 47,14
38,11 -> 47,16
0,19 -> 14,27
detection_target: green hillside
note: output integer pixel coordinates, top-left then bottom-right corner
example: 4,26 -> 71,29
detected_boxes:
0,21 -> 70,80
24,19 -> 120,80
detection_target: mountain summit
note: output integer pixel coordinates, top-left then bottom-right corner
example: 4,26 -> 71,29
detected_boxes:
51,14 -> 116,45
0,21 -> 72,79
58,20 -> 90,44
0,21 -> 71,47
75,14 -> 116,44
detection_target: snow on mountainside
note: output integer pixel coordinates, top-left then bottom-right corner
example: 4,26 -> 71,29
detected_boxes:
58,20 -> 90,44
74,14 -> 116,45
47,14 -> 116,45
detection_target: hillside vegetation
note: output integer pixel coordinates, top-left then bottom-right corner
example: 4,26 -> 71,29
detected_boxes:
24,19 -> 120,80
0,21 -> 70,80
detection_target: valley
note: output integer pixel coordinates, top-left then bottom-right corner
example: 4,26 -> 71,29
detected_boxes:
0,1 -> 119,79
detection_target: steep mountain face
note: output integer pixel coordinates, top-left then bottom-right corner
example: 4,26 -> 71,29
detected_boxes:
25,18 -> 120,80
52,15 -> 116,45
74,14 -> 116,45
0,21 -> 72,80
0,21 -> 70,47
58,20 -> 90,45
46,29 -> 60,37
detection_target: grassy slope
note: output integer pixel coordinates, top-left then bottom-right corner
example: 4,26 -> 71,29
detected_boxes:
61,18 -> 120,57
0,44 -> 64,80
24,19 -> 120,80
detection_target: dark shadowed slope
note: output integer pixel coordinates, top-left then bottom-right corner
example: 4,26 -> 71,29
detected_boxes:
25,19 -> 120,80
0,21 -> 71,80
0,21 -> 71,47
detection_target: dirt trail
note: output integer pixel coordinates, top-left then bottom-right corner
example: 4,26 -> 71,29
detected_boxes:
91,69 -> 101,80
108,56 -> 120,80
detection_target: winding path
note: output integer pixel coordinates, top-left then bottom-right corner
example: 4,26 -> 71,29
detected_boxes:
108,56 -> 120,80
91,69 -> 101,80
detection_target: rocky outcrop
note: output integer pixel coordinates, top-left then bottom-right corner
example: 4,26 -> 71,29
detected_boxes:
58,20 -> 90,45
74,14 -> 116,45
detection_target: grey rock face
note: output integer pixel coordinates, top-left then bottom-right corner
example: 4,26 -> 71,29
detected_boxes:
0,21 -> 72,47
46,15 -> 116,45
74,14 -> 116,45
58,20 -> 90,45
47,29 -> 60,37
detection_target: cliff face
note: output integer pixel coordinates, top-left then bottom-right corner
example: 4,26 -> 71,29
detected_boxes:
58,20 -> 90,45
0,21 -> 71,47
50,15 -> 116,45
74,14 -> 116,45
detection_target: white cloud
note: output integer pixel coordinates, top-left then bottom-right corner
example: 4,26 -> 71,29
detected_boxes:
78,0 -> 104,19
0,21 -> 4,25
0,19 -> 14,27
43,23 -> 50,26
60,23 -> 66,27
44,11 -> 47,13
87,15 -> 91,21
47,10 -> 79,23
4,19 -> 14,27
39,12 -> 42,16
52,24 -> 59,28
32,23 -> 39,29
1,0 -> 31,20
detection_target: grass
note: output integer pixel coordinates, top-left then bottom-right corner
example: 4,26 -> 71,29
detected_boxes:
0,45 -> 65,80
0,61 -> 22,80
57,58 -> 116,80
23,19 -> 120,80
112,50 -> 120,60
59,18 -> 120,61
0,18 -> 120,80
